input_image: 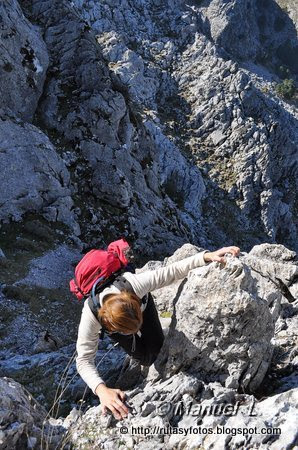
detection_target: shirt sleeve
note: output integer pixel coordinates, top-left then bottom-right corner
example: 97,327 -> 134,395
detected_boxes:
123,250 -> 209,299
76,300 -> 105,394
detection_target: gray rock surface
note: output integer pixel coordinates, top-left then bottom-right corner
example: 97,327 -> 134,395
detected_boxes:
0,0 -> 298,448
67,374 -> 298,450
154,253 -> 275,393
65,244 -> 298,449
0,0 -> 296,256
0,116 -> 78,233
15,0 -> 208,256
201,0 -> 298,69
0,0 -> 48,121
1,243 -> 298,449
70,0 -> 298,254
0,377 -> 63,450
16,244 -> 81,289
138,243 -> 206,312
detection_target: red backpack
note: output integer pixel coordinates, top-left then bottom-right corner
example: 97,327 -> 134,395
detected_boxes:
69,238 -> 133,300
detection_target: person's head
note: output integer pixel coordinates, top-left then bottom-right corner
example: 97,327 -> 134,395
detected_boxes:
98,290 -> 143,335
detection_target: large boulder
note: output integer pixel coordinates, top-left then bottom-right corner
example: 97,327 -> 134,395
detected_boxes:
69,0 -> 298,255
0,0 -> 48,121
150,243 -> 298,393
0,116 -> 78,233
201,0 -> 298,70
155,253 -> 276,393
202,0 -> 260,61
66,243 -> 298,449
138,243 -> 206,313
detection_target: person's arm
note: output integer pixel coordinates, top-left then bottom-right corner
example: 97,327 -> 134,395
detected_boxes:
124,250 -> 210,298
76,301 -> 105,394
124,246 -> 241,298
76,301 -> 129,420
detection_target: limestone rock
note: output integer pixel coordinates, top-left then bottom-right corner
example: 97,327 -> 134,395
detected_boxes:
32,330 -> 63,353
0,0 -> 48,121
0,377 -> 64,450
247,243 -> 298,301
168,385 -> 298,450
138,244 -> 206,313
96,31 -> 159,106
2,242 -> 298,449
67,372 -> 298,450
20,0 -> 207,257
68,0 -> 298,255
16,244 -> 81,289
201,0 -> 298,70
175,30 -> 298,252
156,254 -> 275,393
0,117 -> 78,233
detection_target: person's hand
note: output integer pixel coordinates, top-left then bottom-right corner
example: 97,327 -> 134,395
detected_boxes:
203,246 -> 240,264
95,383 -> 129,420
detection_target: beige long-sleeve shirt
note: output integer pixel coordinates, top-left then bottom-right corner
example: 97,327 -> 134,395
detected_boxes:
76,250 -> 209,394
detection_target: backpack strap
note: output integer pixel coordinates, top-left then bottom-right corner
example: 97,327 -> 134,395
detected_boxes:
87,272 -> 119,327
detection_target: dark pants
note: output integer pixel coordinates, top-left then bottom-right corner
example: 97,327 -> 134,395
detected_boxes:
108,294 -> 164,366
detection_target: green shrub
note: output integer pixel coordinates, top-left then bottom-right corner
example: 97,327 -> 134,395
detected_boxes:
275,78 -> 296,99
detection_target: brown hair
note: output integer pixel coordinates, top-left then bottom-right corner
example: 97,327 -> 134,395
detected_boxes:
98,290 -> 143,334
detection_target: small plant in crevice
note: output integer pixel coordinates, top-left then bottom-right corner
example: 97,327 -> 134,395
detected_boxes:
275,78 -> 296,99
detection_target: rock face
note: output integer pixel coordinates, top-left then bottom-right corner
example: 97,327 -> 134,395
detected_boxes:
0,117 -> 78,232
155,255 -> 275,393
150,243 -> 298,391
68,377 -> 298,450
70,0 -> 298,254
16,0 -> 207,256
201,0 -> 298,68
0,377 -> 61,450
138,243 -> 206,312
0,0 -> 294,256
0,0 -> 48,121
66,243 -> 298,449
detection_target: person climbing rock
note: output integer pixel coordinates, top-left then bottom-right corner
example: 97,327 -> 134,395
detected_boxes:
76,245 -> 240,420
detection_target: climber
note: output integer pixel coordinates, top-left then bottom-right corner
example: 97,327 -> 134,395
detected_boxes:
76,245 -> 240,420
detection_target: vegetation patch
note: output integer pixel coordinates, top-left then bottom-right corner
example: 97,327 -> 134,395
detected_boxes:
275,78 -> 296,99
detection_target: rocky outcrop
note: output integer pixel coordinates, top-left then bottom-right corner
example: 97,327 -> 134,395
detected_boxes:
0,377 -> 63,449
154,255 -> 275,393
175,31 -> 298,248
0,0 -> 296,256
0,0 -> 48,121
0,0 -> 297,447
65,243 -> 298,449
0,116 -> 78,233
149,244 -> 297,392
1,243 -> 298,449
70,0 -> 298,254
67,378 -> 298,450
17,0 -> 207,256
201,0 -> 298,69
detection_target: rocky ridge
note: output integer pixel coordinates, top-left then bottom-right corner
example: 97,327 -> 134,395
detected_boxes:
1,0 -> 297,256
